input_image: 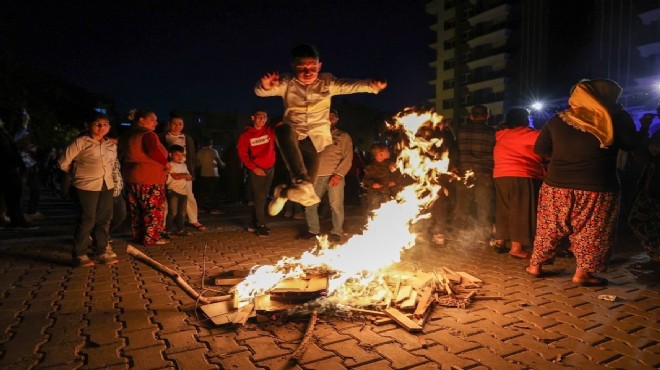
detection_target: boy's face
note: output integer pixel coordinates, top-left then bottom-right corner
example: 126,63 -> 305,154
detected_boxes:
251,111 -> 267,129
292,57 -> 321,85
171,151 -> 186,163
375,150 -> 390,162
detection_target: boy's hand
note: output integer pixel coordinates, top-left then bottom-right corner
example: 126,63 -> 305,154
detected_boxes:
640,113 -> 656,130
253,168 -> 266,176
372,183 -> 382,189
371,79 -> 387,92
261,72 -> 280,90
388,181 -> 396,187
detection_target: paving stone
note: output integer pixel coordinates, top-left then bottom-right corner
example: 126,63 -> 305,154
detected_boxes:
160,330 -> 207,354
375,342 -> 427,369
324,338 -> 380,367
301,356 -> 348,370
199,332 -> 249,356
124,344 -> 173,369
422,329 -> 481,354
313,323 -> 352,345
546,323 -> 607,344
121,326 -> 163,351
210,350 -> 261,369
507,335 -> 570,360
558,352 -> 606,369
460,347 -> 525,369
378,328 -> 425,351
505,350 -> 573,370
604,355 -> 658,370
255,355 -> 304,370
119,310 -> 155,331
508,310 -> 559,329
33,341 -> 84,369
83,342 -> 128,370
165,348 -> 216,370
83,322 -> 123,346
588,324 -> 656,348
244,336 -> 290,361
466,332 -> 523,357
551,337 -> 619,364
350,359 -> 394,369
412,346 -> 477,369
280,342 -> 335,365
339,325 -> 394,347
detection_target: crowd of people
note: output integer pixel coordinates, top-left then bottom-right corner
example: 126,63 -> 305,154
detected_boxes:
0,44 -> 657,285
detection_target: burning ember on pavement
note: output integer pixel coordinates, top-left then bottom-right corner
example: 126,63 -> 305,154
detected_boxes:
233,109 -> 470,307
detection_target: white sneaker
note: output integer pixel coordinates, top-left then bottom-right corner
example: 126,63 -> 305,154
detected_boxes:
286,181 -> 320,207
268,184 -> 288,216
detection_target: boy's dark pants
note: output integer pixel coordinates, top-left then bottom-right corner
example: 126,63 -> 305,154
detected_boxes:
72,185 -> 113,258
166,190 -> 187,232
249,167 -> 274,226
274,124 -> 319,185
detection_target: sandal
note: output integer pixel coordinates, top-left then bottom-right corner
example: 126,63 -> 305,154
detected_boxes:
175,230 -> 192,236
189,222 -> 206,232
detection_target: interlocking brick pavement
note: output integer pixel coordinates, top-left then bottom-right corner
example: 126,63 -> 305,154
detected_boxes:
1,196 -> 659,369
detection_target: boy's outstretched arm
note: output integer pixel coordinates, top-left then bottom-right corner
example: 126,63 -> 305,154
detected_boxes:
260,72 -> 280,90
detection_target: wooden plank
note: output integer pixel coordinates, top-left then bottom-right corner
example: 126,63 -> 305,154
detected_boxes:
441,267 -> 462,284
214,277 -> 244,286
348,307 -> 387,317
384,308 -> 423,332
396,285 -> 412,303
232,303 -> 254,325
199,301 -> 235,326
456,271 -> 482,284
416,302 -> 434,327
399,290 -> 418,310
414,287 -> 435,317
473,295 -> 503,300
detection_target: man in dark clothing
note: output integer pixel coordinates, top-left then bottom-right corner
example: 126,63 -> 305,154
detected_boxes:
0,117 -> 36,229
454,105 -> 496,242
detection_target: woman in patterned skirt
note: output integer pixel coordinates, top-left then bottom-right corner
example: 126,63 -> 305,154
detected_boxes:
525,79 -> 642,286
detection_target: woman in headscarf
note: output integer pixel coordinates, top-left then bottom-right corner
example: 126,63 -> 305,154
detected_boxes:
59,112 -> 117,266
525,79 -> 641,286
121,109 -> 170,246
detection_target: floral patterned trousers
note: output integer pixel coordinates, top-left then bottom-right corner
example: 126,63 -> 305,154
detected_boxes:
530,183 -> 619,273
127,183 -> 166,245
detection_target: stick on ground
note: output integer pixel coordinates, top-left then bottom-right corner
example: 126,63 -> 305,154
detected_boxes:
289,310 -> 319,364
127,245 -> 232,305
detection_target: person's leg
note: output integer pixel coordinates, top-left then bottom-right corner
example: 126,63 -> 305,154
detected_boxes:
299,138 -> 319,184
251,168 -> 274,226
527,184 -> 572,275
305,176 -> 329,235
72,187 -> 99,259
570,190 -> 619,283
166,190 -> 178,232
328,177 -> 345,237
176,194 -> 187,232
474,173 -> 495,241
274,124 -> 309,182
143,184 -> 166,245
110,194 -> 127,233
185,186 -> 199,224
90,187 -> 114,258
126,183 -> 143,242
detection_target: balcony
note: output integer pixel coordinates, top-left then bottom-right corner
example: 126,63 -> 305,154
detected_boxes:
467,28 -> 510,48
466,52 -> 508,70
469,4 -> 512,25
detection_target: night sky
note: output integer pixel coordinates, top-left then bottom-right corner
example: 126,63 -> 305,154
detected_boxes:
1,0 -> 435,117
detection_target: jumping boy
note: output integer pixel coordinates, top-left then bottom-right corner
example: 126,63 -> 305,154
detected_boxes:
255,43 -> 387,215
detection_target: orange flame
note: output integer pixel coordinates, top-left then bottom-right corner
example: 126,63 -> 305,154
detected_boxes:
235,109 -> 456,306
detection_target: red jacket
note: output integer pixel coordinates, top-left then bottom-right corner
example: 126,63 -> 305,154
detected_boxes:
237,125 -> 276,171
494,126 -> 544,179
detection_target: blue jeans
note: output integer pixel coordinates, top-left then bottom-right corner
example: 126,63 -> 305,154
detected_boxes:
305,176 -> 345,236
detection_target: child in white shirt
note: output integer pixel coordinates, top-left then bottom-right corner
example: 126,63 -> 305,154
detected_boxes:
166,145 -> 192,236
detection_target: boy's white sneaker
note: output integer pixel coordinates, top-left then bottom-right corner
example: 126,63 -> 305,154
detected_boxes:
286,181 -> 320,207
268,184 -> 288,216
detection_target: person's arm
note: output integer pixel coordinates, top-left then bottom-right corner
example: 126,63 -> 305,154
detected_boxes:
534,120 -> 553,158
142,132 -> 168,165
237,133 -> 257,171
58,137 -> 83,172
334,134 -> 353,177
255,73 -> 287,97
328,74 -> 387,95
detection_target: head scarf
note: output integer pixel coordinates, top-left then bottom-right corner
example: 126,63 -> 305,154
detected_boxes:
558,79 -> 622,148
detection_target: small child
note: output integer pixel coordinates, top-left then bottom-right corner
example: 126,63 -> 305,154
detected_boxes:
166,145 -> 192,236
362,143 -> 398,213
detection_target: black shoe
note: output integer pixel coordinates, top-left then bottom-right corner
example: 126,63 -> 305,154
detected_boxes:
328,234 -> 341,243
255,225 -> 270,237
298,232 -> 318,240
